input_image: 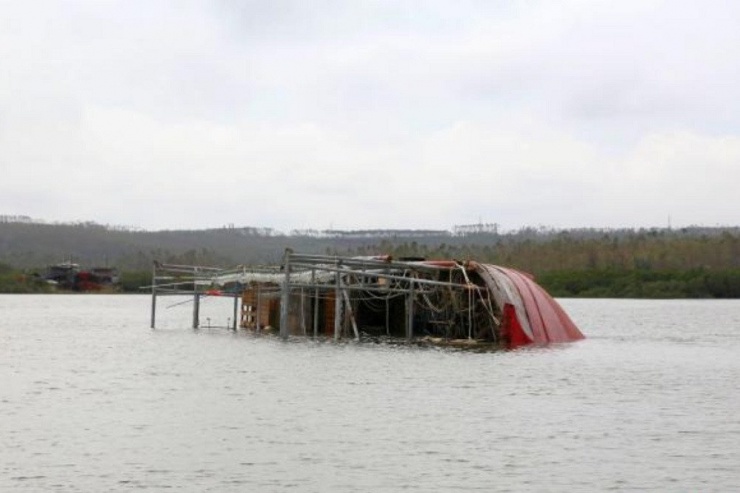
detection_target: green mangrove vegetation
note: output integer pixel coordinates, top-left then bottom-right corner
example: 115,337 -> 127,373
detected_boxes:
335,229 -> 740,298
0,219 -> 738,297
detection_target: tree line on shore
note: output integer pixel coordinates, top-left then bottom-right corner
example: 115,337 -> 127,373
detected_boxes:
0,220 -> 738,297
333,229 -> 740,298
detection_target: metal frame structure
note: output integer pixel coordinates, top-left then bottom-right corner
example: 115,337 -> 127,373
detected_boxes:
148,252 -> 501,344
280,251 -> 453,340
148,261 -> 241,330
147,251 -> 586,349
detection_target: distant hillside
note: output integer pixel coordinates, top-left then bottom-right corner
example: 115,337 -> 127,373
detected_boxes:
1,219 -> 737,272
0,220 -> 458,269
0,221 -> 289,269
2,219 -> 739,297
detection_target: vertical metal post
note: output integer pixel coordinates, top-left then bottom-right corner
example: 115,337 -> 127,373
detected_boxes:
279,249 -> 292,340
385,297 -> 390,336
467,287 -> 473,339
150,262 -> 157,329
300,288 -> 306,335
333,265 -> 342,341
312,269 -> 319,338
192,293 -> 200,329
255,284 -> 262,331
254,284 -> 261,331
406,280 -> 415,340
232,291 -> 239,331
342,286 -> 360,341
384,267 -> 390,336
192,266 -> 200,329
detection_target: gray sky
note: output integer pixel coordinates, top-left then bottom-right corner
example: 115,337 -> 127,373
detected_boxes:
1,0 -> 739,231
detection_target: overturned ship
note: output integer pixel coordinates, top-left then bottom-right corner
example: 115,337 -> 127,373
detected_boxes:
149,251 -> 584,349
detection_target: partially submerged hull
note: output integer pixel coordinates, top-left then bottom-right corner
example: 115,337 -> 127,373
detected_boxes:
473,263 -> 584,347
150,253 -> 584,349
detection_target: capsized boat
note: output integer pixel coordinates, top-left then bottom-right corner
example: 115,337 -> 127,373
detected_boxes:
184,252 -> 586,349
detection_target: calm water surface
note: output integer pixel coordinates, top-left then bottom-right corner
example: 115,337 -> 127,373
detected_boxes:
2,295 -> 739,492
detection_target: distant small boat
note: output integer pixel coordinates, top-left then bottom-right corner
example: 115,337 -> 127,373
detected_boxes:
44,262 -> 119,291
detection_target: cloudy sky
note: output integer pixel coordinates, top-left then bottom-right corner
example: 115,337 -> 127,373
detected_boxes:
1,0 -> 738,232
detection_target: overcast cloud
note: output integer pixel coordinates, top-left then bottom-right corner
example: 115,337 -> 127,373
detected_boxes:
1,0 -> 738,231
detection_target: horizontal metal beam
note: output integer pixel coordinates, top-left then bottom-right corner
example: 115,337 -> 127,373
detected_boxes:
289,262 -> 467,290
154,262 -> 224,272
284,282 -> 437,295
288,253 -> 452,273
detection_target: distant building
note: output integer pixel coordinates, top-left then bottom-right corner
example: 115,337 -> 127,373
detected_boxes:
453,223 -> 499,236
0,214 -> 34,224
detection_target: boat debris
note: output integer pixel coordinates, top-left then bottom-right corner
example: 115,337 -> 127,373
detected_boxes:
148,251 -> 584,349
